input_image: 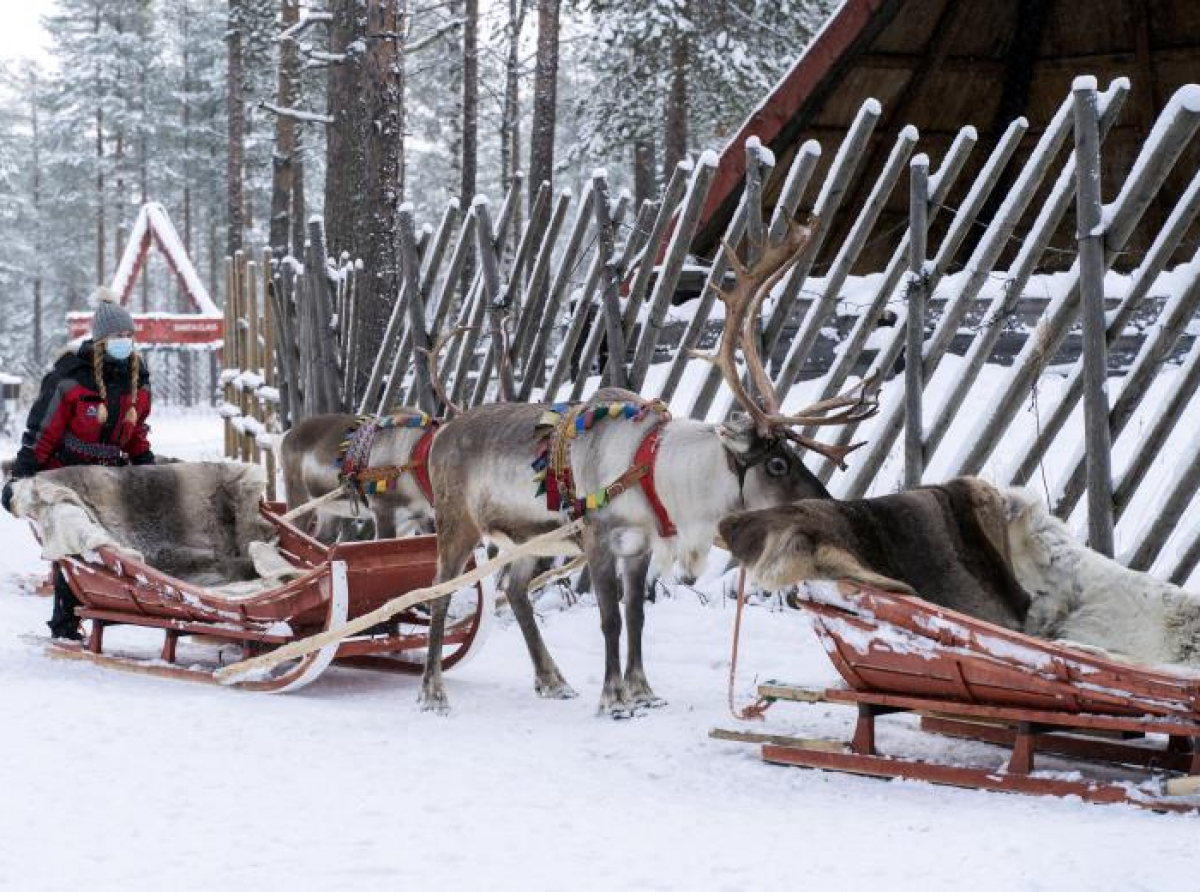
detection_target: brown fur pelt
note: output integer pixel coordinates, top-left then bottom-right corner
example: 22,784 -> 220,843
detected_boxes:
718,477 -> 1031,630
29,461 -> 271,586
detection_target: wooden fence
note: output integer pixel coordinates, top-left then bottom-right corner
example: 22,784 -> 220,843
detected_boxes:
220,77 -> 1200,584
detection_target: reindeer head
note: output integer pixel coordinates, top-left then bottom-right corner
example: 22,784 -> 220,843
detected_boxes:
696,217 -> 879,505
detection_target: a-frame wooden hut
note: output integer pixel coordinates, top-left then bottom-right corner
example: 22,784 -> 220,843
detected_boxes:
693,0 -> 1200,270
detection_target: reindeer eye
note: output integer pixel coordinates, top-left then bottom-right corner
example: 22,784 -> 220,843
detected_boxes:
765,456 -> 790,477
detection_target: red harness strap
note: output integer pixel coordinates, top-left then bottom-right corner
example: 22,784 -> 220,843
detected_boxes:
409,424 -> 439,505
633,423 -> 677,538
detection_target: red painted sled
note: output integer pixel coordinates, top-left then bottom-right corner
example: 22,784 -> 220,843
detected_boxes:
45,501 -> 493,693
719,581 -> 1200,813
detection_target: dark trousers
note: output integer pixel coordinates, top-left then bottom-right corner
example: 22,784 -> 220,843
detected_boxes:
49,565 -> 82,639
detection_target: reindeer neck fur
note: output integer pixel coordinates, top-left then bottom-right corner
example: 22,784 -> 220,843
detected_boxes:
570,417 -> 744,575
1012,498 -> 1200,669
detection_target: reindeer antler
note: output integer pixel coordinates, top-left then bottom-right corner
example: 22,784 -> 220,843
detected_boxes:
419,325 -> 475,416
699,215 -> 881,468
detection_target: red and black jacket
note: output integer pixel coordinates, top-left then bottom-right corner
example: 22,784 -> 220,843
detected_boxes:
12,341 -> 154,478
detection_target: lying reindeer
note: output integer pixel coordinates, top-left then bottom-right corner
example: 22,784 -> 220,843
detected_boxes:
278,330 -> 469,542
421,219 -> 878,716
1006,487 -> 1200,669
718,477 -> 1031,630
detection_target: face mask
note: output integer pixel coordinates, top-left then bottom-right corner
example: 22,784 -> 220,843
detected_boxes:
105,338 -> 134,361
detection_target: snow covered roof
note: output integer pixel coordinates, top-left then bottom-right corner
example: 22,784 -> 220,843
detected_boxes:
694,0 -> 1200,273
110,202 -> 220,317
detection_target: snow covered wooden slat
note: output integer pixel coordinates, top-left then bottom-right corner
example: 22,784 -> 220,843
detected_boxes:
924,85 -> 1130,468
771,123 -> 920,401
509,188 -> 572,364
810,126 -> 975,422
762,100 -> 881,359
821,117 -> 1028,488
543,194 -> 630,400
399,207 -> 437,413
620,162 -> 690,339
842,92 -> 1074,497
589,171 -> 628,389
569,197 -> 658,391
517,181 -> 595,398
471,199 -> 517,404
628,152 -> 717,392
952,82 -> 1200,479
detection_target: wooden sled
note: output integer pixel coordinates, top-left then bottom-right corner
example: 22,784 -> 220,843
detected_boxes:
717,581 -> 1200,813
46,501 -> 492,693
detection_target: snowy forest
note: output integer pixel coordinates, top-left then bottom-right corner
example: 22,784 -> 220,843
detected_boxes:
0,0 -> 833,376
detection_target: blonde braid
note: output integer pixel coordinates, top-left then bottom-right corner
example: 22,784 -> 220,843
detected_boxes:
126,351 -> 141,424
92,342 -> 109,425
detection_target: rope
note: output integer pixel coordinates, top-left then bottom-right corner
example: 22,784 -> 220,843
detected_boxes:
727,568 -> 773,721
214,517 -> 586,686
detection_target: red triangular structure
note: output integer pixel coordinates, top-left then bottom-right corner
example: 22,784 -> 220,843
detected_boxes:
68,203 -> 223,346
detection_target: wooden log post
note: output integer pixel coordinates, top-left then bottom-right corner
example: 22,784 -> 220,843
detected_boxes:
762,101 -> 881,361
571,197 -> 658,395
629,155 -> 718,394
260,249 -> 278,499
244,257 -> 262,464
1073,78 -> 1115,556
222,256 -> 236,458
399,206 -> 436,413
950,80 -> 1199,480
903,155 -> 929,489
1124,432 -> 1200,572
812,127 -> 975,414
306,218 -> 343,414
772,125 -> 919,402
544,195 -> 630,401
590,170 -> 627,388
692,140 -> 824,420
510,188 -> 571,364
1010,169 -> 1200,487
473,198 -> 517,402
923,87 -> 1130,463
518,184 -> 596,398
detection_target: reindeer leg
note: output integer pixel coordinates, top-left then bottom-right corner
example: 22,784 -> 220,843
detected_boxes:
419,519 -> 478,714
621,551 -> 664,708
502,557 -> 577,699
586,530 -> 633,718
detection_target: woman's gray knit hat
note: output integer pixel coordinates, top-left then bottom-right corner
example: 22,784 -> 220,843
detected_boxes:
91,288 -> 135,342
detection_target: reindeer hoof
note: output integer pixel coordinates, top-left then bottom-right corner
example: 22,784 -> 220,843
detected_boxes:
633,693 -> 667,709
418,689 -> 451,715
535,678 -> 578,699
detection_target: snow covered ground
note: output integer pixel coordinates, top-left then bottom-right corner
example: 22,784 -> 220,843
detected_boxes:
1,410 -> 1198,892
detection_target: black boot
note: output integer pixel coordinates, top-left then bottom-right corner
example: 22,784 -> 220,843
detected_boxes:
48,566 -> 83,641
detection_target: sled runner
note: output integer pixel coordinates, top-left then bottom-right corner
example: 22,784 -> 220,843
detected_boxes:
16,464 -> 492,693
719,580 -> 1200,813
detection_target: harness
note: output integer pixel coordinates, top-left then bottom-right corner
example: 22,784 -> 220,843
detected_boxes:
531,399 -> 678,538
337,412 -> 439,505
60,433 -> 128,466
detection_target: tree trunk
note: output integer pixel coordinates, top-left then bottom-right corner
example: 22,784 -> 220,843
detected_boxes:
30,70 -> 43,364
528,0 -> 560,213
94,3 -> 105,287
181,0 -> 191,257
662,15 -> 690,177
501,0 -> 525,254
292,129 -> 307,261
269,0 -> 300,258
633,138 -> 656,207
355,0 -> 406,366
461,0 -> 478,211
139,43 -> 150,313
226,0 -> 245,258
324,0 -> 367,258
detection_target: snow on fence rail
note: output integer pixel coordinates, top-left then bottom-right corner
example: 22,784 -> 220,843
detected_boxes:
223,78 -> 1200,585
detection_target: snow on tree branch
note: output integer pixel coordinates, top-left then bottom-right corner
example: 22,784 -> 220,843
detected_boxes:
259,102 -> 334,125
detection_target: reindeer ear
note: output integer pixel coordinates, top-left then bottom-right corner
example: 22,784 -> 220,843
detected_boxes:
716,414 -> 757,454
1003,486 -> 1041,523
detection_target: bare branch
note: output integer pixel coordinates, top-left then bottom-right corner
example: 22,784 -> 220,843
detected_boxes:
259,101 -> 334,125
278,12 -> 333,44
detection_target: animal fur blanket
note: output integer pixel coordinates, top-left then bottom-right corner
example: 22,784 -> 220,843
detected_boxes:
12,461 -> 276,587
718,478 -> 1031,630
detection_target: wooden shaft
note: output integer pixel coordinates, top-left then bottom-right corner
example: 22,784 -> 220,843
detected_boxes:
591,171 -> 627,388
903,155 -> 929,489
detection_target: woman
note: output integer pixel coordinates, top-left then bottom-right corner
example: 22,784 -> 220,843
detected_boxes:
2,290 -> 155,639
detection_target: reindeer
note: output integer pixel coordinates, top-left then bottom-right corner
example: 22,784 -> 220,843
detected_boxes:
278,329 -> 470,542
420,219 -> 879,716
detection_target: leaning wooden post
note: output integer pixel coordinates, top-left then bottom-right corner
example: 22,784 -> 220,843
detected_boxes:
904,155 -> 929,489
399,205 -> 436,412
591,170 -> 627,388
473,198 -> 516,402
222,257 -> 235,458
1073,77 -> 1115,556
245,257 -> 262,465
